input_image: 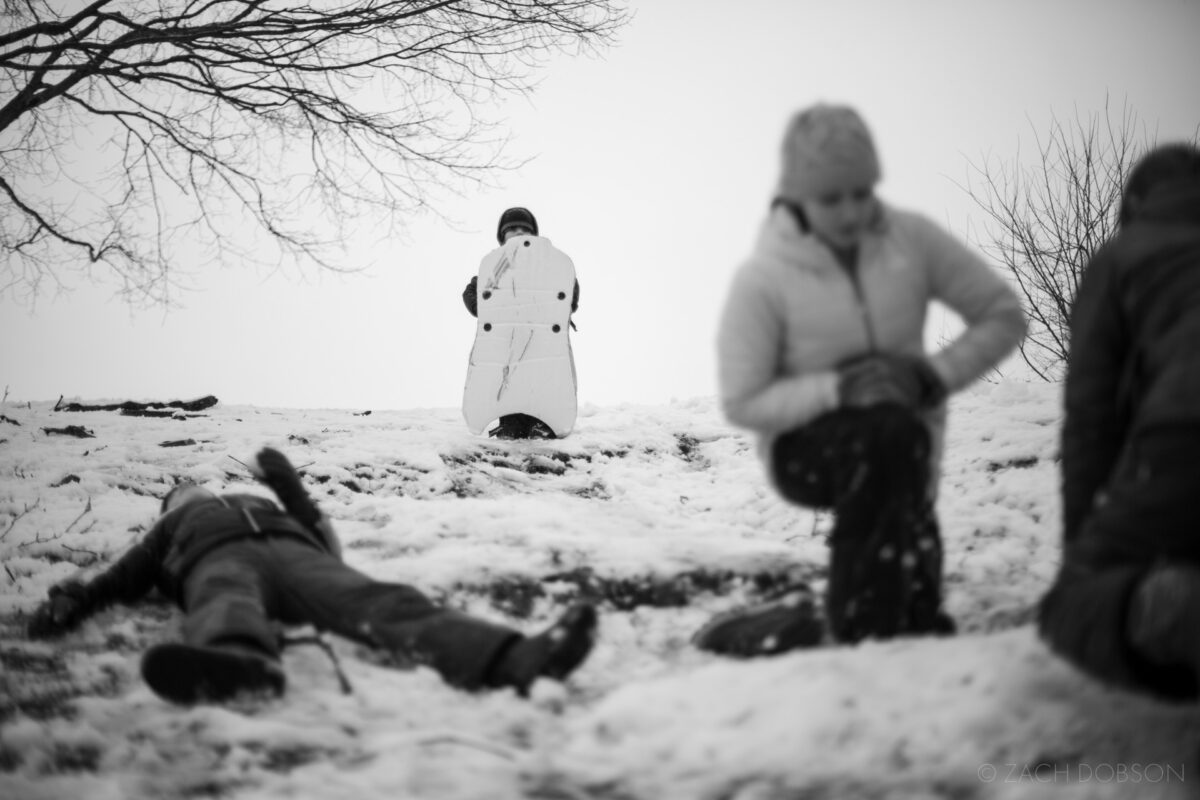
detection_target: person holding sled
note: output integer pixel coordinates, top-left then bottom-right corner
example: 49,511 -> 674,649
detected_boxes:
1039,143 -> 1200,701
26,447 -> 598,704
699,103 -> 1026,656
462,207 -> 580,440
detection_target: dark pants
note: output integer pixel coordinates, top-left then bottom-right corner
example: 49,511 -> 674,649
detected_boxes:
1039,432 -> 1200,700
179,537 -> 519,690
771,405 -> 948,643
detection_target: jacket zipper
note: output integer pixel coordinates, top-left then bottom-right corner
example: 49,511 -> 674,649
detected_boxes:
842,257 -> 878,354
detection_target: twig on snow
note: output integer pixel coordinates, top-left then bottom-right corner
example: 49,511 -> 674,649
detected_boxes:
228,454 -> 315,475
411,732 -> 519,761
18,529 -> 65,548
64,497 -> 93,533
63,541 -> 100,560
1,498 -> 41,541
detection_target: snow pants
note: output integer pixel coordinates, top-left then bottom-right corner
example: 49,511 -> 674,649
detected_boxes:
1039,431 -> 1200,700
178,537 -> 519,690
771,404 -> 950,643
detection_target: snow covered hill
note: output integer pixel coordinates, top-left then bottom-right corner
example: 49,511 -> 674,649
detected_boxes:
1,383 -> 1197,799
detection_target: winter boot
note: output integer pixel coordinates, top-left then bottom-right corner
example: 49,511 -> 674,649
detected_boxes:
693,585 -> 824,657
141,643 -> 285,705
487,604 -> 598,696
1127,564 -> 1200,683
527,420 -> 557,440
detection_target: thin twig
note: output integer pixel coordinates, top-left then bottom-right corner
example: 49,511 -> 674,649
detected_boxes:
411,732 -> 518,761
63,542 -> 100,559
64,496 -> 93,533
18,530 -> 65,548
229,454 -> 315,474
1,498 -> 41,541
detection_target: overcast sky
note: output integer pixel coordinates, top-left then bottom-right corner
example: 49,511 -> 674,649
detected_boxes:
3,0 -> 1199,412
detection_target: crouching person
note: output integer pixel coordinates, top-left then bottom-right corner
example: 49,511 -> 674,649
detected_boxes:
26,447 -> 597,704
700,103 -> 1025,655
1039,143 -> 1200,701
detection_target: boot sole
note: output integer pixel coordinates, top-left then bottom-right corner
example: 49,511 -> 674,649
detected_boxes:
142,644 -> 285,705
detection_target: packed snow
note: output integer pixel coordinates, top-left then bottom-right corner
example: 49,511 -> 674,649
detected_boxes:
1,381 -> 1197,799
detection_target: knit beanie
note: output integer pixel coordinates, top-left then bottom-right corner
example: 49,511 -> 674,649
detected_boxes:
497,207 -> 539,243
776,104 -> 881,201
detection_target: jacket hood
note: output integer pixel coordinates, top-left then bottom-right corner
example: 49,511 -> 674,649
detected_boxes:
1132,177 -> 1200,227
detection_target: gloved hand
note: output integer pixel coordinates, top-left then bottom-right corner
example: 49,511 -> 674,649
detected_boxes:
837,356 -> 919,408
27,582 -> 89,639
837,354 -> 946,410
873,353 -> 947,408
254,447 -> 320,529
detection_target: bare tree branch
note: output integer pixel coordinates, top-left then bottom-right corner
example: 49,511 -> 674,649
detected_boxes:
957,98 -> 1153,381
0,0 -> 628,304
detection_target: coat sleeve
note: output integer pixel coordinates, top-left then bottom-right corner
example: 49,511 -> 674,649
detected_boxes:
717,264 -> 840,433
916,214 -> 1027,391
1060,246 -> 1130,542
70,515 -> 172,613
462,276 -> 478,317
262,477 -> 343,559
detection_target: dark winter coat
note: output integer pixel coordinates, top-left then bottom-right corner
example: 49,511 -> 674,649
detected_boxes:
462,275 -> 580,317
70,494 -> 338,610
1060,174 -> 1200,544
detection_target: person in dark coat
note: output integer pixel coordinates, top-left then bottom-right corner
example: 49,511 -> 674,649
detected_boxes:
26,447 -> 598,704
1039,142 -> 1200,701
462,207 -> 579,440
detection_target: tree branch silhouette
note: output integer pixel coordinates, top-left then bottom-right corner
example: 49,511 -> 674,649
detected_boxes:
0,0 -> 627,304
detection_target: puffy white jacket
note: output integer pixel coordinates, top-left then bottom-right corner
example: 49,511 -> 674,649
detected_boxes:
717,202 -> 1026,480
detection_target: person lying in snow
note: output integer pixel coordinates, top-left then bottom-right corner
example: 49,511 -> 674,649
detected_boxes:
462,206 -> 580,440
699,103 -> 1026,656
1039,143 -> 1200,701
26,447 -> 597,704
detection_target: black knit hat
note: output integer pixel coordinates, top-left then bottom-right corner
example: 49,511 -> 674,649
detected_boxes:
497,207 -> 538,243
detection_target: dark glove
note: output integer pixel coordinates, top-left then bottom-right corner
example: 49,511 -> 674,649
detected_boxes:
837,356 -> 918,408
874,353 -> 947,408
462,276 -> 479,317
255,447 -> 321,529
837,354 -> 946,410
27,582 -> 89,639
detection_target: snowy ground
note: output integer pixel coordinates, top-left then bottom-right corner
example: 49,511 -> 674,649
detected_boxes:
1,381 -> 1198,799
